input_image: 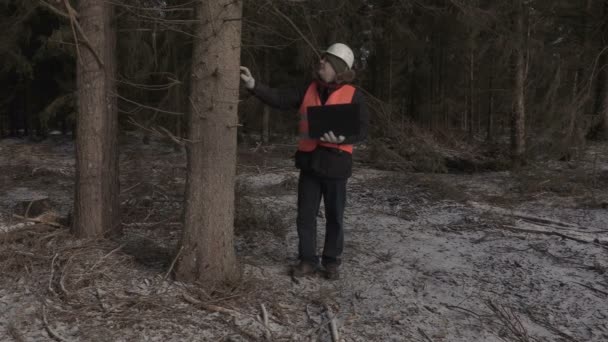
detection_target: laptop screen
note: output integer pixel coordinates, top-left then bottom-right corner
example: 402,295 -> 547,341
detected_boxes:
307,103 -> 361,138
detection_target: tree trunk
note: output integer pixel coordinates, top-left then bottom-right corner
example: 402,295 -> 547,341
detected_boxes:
175,0 -> 242,286
73,0 -> 119,238
597,0 -> 608,139
511,0 -> 526,168
486,68 -> 494,143
467,31 -> 475,138
262,50 -> 270,144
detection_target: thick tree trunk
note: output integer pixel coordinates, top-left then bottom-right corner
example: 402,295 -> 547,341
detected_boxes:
511,0 -> 526,168
175,0 -> 242,286
73,0 -> 119,237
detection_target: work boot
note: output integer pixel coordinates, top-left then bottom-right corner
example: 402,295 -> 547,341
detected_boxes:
291,261 -> 316,277
323,263 -> 340,280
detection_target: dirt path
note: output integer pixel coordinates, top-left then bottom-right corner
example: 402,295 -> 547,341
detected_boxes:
1,136 -> 607,341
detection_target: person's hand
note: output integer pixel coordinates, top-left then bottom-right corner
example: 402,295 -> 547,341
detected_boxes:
240,66 -> 255,90
320,131 -> 345,144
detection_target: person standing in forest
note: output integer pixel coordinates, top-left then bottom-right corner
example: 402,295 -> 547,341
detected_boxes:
240,43 -> 369,280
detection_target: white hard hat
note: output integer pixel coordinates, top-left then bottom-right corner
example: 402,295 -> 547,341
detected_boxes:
323,43 -> 355,69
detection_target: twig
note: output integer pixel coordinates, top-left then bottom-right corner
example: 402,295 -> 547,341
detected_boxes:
118,93 -> 184,116
24,200 -> 35,219
502,224 -> 607,250
88,243 -> 126,272
164,246 -> 183,280
418,327 -> 434,342
324,304 -> 340,342
39,0 -> 70,19
42,304 -> 69,342
63,0 -> 83,66
260,303 -> 272,340
182,293 -> 240,316
157,125 -> 185,146
12,214 -> 64,228
59,253 -> 78,296
48,253 -> 59,295
469,201 -> 606,233
486,301 -> 530,342
268,1 -> 320,59
120,182 -> 142,194
443,304 -> 483,318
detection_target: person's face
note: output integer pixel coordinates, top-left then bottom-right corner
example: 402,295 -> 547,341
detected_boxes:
318,55 -> 337,83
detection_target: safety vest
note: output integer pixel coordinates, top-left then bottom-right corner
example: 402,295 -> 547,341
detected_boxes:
298,82 -> 356,154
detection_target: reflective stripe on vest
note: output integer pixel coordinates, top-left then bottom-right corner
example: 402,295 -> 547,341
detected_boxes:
297,83 -> 356,154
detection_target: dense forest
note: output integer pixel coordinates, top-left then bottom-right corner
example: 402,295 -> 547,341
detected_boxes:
4,0 -> 608,165
1,1 -> 608,341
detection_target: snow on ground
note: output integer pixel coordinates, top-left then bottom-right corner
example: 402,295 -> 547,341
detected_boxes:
1,136 -> 607,341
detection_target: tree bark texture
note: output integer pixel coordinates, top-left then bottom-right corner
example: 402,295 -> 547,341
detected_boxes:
176,0 -> 242,286
511,0 -> 526,167
73,0 -> 119,238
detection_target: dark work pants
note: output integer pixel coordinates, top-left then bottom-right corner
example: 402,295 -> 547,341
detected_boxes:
296,171 -> 347,266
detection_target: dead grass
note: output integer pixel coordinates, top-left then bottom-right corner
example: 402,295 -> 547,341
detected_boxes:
0,223 -> 272,341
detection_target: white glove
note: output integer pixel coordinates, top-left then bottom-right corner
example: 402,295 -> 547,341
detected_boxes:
240,66 -> 255,90
320,131 -> 345,144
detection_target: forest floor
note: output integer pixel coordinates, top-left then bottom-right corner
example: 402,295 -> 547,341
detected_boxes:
1,133 -> 608,342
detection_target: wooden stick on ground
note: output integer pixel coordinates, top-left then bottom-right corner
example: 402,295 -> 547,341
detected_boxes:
260,303 -> 272,340
12,214 -> 64,228
324,304 -> 340,342
164,246 -> 183,280
502,224 -> 608,250
48,253 -> 59,295
182,293 -> 240,316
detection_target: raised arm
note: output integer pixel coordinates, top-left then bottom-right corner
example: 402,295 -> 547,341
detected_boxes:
240,66 -> 306,110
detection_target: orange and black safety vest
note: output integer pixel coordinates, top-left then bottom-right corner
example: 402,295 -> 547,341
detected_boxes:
297,82 -> 356,154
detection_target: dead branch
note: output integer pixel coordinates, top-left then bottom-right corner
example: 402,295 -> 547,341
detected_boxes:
88,243 -> 126,272
39,0 -> 70,19
12,214 -> 64,228
48,253 -> 59,295
324,304 -> 340,342
469,202 -> 604,232
260,303 -> 272,341
268,1 -> 320,59
182,293 -> 240,316
164,246 -> 183,280
42,304 -> 70,342
120,182 -> 142,194
157,125 -> 184,146
443,304 -> 484,318
63,0 -> 83,66
502,224 -> 608,250
119,94 -> 184,116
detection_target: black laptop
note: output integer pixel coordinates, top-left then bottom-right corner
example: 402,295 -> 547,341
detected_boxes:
307,103 -> 361,139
